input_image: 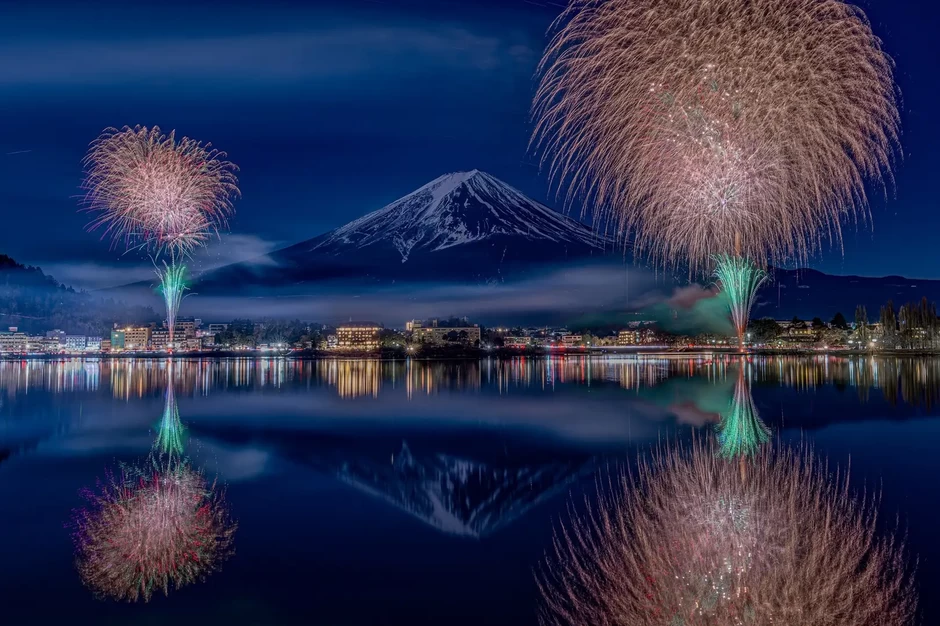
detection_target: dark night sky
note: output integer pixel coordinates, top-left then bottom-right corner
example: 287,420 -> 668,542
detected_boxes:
0,0 -> 936,289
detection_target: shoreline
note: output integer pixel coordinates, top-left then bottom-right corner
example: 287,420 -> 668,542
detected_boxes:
3,347 -> 940,360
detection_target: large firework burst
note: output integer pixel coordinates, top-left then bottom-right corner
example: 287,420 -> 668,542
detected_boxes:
533,0 -> 899,273
82,125 -> 239,259
538,440 -> 915,625
72,460 -> 236,603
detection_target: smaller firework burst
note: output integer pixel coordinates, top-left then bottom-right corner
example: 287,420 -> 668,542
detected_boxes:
157,262 -> 188,347
717,367 -> 770,460
72,460 -> 235,603
82,125 -> 239,259
714,254 -> 767,349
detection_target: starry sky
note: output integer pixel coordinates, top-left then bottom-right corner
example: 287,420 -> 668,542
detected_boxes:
0,0 -> 936,289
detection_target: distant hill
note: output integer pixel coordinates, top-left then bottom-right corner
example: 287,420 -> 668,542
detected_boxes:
758,268 -> 940,320
0,255 -> 158,335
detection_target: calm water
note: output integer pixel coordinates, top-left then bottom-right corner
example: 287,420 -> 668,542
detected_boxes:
1,355 -> 938,624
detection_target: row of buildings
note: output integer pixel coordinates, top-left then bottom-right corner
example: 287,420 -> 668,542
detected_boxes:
328,320 -> 484,351
0,318 -> 220,355
0,329 -> 106,354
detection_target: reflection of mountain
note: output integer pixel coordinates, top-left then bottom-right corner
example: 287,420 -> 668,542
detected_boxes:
332,441 -> 586,537
192,427 -> 591,538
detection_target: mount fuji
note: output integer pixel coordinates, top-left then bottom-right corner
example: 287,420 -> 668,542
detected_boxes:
197,170 -> 614,290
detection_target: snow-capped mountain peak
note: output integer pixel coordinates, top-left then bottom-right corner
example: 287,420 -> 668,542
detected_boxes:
312,170 -> 606,263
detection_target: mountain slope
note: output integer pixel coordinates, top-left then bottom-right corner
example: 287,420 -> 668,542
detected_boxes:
197,170 -> 612,290
313,170 -> 603,260
0,254 -> 157,334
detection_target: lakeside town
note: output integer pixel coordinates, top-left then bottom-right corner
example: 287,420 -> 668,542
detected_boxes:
0,302 -> 933,356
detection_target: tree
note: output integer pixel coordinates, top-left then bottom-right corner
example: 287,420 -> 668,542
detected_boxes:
880,300 -> 897,347
791,316 -> 806,329
580,332 -> 598,346
818,327 -> 847,349
380,329 -> 407,349
898,303 -> 913,349
811,317 -> 826,330
748,318 -> 781,344
830,312 -> 849,330
855,305 -> 870,347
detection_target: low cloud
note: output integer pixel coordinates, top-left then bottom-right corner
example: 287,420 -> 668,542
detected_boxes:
190,233 -> 282,273
39,234 -> 282,291
0,25 -> 534,90
94,260 -> 736,338
666,284 -> 720,309
42,262 -> 156,291
158,262 -> 663,326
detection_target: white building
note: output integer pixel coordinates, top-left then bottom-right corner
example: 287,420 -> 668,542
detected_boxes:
65,336 -> 87,351
0,330 -> 28,353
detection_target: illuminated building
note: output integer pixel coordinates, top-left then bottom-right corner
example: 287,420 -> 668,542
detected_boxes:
504,336 -> 530,348
335,323 -> 382,350
111,326 -> 152,351
173,318 -> 197,339
152,329 -> 170,350
27,336 -> 60,353
0,329 -> 28,353
561,334 -> 583,347
413,325 -> 481,346
65,336 -> 88,351
618,330 -> 640,346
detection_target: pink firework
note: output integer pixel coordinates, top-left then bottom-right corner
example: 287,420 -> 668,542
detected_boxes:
82,125 -> 240,260
72,461 -> 236,602
537,439 -> 915,625
532,0 -> 900,273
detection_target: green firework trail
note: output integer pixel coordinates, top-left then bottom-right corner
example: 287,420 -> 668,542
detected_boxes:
713,254 -> 767,348
717,369 -> 770,459
155,383 -> 186,458
156,262 -> 188,347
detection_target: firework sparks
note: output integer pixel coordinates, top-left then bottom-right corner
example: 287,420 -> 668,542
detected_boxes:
714,254 -> 767,348
157,262 -> 188,347
717,366 -> 770,460
538,440 -> 915,625
72,461 -> 236,603
82,125 -> 239,260
155,381 -> 186,459
532,0 -> 899,273
82,125 -> 238,336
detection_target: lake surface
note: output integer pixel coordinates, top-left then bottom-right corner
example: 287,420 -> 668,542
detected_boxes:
1,355 -> 937,625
